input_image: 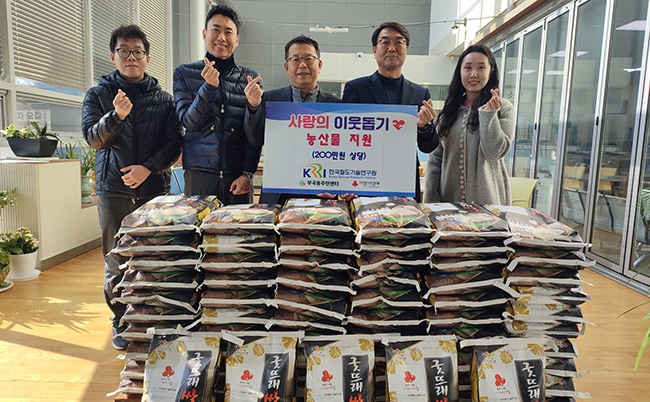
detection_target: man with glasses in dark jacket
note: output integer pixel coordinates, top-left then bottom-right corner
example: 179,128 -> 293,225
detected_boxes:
173,5 -> 263,204
82,25 -> 183,349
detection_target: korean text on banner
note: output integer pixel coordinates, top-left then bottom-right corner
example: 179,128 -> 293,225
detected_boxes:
263,102 -> 417,197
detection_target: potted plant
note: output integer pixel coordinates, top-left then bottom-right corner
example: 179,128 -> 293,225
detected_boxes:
80,143 -> 96,203
80,142 -> 96,176
0,227 -> 40,281
56,142 -> 96,203
0,250 -> 10,292
1,122 -> 60,157
0,189 -> 15,291
0,188 -> 17,212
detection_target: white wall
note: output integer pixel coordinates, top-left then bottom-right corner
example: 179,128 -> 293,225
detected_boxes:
319,52 -> 456,85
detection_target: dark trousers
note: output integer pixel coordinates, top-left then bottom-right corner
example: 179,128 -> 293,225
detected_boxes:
96,195 -> 149,327
184,169 -> 253,205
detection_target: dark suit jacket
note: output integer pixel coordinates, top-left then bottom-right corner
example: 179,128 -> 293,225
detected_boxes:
342,71 -> 439,202
245,85 -> 340,206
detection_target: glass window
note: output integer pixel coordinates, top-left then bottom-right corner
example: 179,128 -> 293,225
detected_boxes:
138,0 -> 171,91
11,0 -> 87,92
90,0 -> 136,84
15,97 -> 83,142
172,0 -> 192,68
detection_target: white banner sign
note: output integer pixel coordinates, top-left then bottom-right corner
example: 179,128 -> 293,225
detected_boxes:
263,102 -> 417,197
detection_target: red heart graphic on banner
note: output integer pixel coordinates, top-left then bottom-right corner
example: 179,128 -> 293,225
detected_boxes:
393,119 -> 405,130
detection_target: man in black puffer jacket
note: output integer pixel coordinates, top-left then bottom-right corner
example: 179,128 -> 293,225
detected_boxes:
173,5 -> 263,204
82,25 -> 183,349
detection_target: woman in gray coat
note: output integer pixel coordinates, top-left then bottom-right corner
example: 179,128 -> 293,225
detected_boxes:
424,44 -> 514,205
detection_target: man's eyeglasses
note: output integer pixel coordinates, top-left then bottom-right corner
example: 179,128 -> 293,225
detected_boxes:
287,55 -> 319,65
114,48 -> 147,60
377,39 -> 407,48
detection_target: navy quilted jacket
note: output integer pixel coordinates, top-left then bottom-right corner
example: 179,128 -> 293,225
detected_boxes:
173,59 -> 262,175
82,71 -> 183,198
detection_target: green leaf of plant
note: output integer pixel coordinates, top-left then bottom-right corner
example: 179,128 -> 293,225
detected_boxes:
618,300 -> 650,318
633,324 -> 650,373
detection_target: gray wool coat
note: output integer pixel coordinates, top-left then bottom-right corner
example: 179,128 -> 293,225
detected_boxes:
423,98 -> 514,205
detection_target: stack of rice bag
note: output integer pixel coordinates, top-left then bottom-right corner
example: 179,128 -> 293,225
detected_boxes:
108,195 -> 218,399
421,203 -> 513,339
421,202 -> 517,399
486,205 -> 592,401
273,198 -> 356,334
349,196 -> 432,334
196,204 -> 280,333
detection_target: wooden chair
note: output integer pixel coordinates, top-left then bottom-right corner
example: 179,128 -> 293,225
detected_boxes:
598,167 -> 618,194
563,165 -> 586,190
509,176 -> 539,208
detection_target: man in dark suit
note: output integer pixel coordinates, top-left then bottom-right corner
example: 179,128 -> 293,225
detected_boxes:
244,35 -> 341,205
342,21 -> 438,202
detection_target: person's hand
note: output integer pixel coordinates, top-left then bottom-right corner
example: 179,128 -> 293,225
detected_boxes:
113,89 -> 132,121
120,165 -> 151,189
201,57 -> 220,87
483,88 -> 503,111
417,99 -> 437,128
230,175 -> 251,195
244,76 -> 263,108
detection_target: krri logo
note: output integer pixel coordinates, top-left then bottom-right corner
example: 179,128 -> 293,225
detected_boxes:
303,163 -> 325,178
241,369 -> 253,381
161,366 -> 175,377
321,370 -> 333,382
404,370 -> 416,383
392,119 -> 405,130
352,180 -> 359,187
494,374 -> 506,386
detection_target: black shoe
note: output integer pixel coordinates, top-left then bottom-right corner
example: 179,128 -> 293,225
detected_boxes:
111,325 -> 129,350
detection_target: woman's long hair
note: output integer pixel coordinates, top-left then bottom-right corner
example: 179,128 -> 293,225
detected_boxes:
437,44 -> 500,138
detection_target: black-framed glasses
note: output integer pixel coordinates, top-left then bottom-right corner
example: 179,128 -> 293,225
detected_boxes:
114,48 -> 147,60
287,55 -> 319,65
377,39 -> 407,48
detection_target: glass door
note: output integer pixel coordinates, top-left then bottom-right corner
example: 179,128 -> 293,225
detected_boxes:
502,38 -> 520,174
595,0 -> 649,270
534,9 -> 571,214
560,0 -> 607,234
513,25 -> 543,179
631,110 -> 650,284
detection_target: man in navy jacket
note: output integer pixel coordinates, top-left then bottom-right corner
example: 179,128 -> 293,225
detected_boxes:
244,35 -> 341,206
342,22 -> 438,202
173,5 -> 262,204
